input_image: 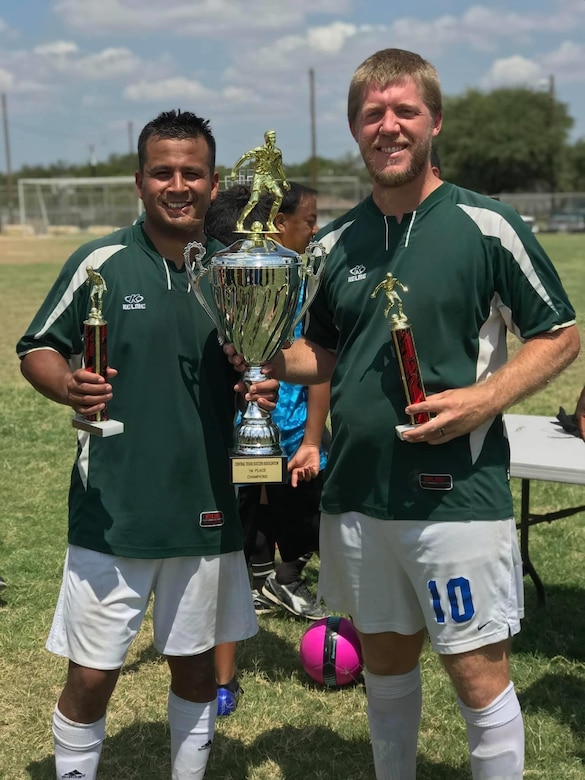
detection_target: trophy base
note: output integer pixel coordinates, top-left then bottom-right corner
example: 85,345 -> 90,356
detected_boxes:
230,453 -> 287,485
72,415 -> 124,437
395,423 -> 419,441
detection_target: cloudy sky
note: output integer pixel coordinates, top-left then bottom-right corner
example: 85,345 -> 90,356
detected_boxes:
1,0 -> 584,172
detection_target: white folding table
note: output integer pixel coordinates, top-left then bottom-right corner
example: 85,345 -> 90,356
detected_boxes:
504,414 -> 585,605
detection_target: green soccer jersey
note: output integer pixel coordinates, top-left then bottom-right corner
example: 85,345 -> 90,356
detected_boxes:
17,224 -> 243,558
306,182 -> 576,522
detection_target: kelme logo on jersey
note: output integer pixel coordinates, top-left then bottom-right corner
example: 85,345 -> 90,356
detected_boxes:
199,510 -> 224,528
123,293 -> 146,310
348,264 -> 367,283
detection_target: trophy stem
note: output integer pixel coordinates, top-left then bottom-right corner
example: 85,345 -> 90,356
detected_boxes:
232,365 -> 281,456
71,266 -> 124,437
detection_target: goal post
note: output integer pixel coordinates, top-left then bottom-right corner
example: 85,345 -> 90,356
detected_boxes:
17,176 -> 143,234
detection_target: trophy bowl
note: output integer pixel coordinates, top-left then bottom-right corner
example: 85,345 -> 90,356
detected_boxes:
184,234 -> 326,478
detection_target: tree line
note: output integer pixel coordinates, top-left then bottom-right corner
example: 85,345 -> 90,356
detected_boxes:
2,87 -> 585,195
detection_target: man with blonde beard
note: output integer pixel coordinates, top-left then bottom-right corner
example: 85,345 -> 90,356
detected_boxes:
227,49 -> 579,779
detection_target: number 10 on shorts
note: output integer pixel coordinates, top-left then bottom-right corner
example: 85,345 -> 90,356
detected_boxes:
427,577 -> 475,624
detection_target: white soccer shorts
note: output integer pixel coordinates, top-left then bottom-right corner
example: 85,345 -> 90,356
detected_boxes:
47,545 -> 258,669
318,512 -> 524,655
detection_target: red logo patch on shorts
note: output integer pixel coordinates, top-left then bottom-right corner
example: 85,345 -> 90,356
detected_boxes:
418,473 -> 453,491
199,511 -> 224,528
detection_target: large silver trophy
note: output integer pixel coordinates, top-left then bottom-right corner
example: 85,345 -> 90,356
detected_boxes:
184,130 -> 326,484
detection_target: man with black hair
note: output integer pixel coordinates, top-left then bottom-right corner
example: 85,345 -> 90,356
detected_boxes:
17,109 -> 277,780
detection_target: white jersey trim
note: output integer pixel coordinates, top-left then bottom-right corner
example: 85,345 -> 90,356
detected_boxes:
457,204 -> 558,315
34,244 -> 126,339
77,432 -> 90,490
319,219 -> 355,253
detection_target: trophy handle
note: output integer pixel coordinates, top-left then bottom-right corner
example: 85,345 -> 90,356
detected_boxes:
183,240 -> 226,345
289,240 -> 327,336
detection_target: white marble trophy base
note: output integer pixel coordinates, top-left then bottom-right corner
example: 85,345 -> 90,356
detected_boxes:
395,423 -> 419,441
72,415 -> 124,437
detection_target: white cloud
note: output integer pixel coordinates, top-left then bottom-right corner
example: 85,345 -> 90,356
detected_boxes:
223,21 -> 365,75
53,0 -> 583,47
124,77 -> 263,110
307,21 -> 358,54
16,42 -> 143,83
11,79 -> 48,94
3,0 -> 585,168
481,56 -> 543,88
53,0 -> 352,35
386,5 -> 583,55
0,66 -> 47,95
72,48 -> 142,80
34,41 -> 79,57
221,86 -> 260,105
0,17 -> 19,39
482,41 -> 585,91
543,41 -> 585,81
0,67 -> 14,90
124,77 -> 212,102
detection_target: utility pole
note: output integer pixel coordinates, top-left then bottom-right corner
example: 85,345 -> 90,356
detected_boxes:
89,144 -> 97,176
548,74 -> 556,195
1,93 -> 14,224
309,68 -> 318,190
128,121 -> 134,155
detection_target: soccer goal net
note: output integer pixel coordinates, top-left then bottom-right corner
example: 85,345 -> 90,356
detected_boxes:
17,176 -> 143,234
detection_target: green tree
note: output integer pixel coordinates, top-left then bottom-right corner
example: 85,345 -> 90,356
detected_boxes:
437,88 -> 573,193
564,139 -> 585,191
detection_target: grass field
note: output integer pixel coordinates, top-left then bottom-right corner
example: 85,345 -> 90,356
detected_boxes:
1,233 -> 585,779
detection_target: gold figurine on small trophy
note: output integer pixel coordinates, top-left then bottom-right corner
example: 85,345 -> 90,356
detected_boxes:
71,266 -> 124,437
371,272 -> 408,322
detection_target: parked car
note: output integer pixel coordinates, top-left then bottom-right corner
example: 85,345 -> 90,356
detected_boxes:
545,212 -> 585,233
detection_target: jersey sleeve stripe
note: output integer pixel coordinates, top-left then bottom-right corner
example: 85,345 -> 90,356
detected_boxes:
34,244 -> 126,339
457,204 -> 559,315
318,219 -> 355,253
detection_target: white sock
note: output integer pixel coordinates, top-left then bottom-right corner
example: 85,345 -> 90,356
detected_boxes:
363,666 -> 422,780
53,706 -> 105,780
168,690 -> 216,780
458,681 -> 524,780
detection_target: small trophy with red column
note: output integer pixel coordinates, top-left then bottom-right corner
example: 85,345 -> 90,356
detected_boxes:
72,266 -> 124,437
371,272 -> 431,439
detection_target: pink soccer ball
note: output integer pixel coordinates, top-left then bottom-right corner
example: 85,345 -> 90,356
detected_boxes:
299,616 -> 363,687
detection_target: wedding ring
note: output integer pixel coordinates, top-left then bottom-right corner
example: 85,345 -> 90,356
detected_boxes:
439,427 -> 446,437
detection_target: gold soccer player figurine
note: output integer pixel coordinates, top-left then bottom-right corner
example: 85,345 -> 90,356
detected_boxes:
231,130 -> 290,233
86,266 -> 108,320
371,272 -> 409,322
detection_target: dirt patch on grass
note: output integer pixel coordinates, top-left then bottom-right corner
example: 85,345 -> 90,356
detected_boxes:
0,235 -> 93,265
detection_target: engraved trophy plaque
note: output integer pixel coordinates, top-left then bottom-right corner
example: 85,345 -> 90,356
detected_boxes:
72,267 -> 124,437
184,130 -> 326,483
371,272 -> 431,440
